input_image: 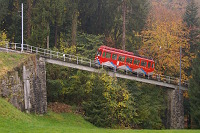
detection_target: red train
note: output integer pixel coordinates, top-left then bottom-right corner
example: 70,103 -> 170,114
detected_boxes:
95,46 -> 155,75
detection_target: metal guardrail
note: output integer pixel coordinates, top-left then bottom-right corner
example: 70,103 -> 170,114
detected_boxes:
1,43 -> 189,88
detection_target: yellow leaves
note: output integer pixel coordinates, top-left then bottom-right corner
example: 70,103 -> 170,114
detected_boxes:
141,5 -> 192,78
0,32 -> 8,47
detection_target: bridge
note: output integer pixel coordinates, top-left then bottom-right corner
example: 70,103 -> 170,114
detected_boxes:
0,43 -> 188,90
0,43 -> 186,129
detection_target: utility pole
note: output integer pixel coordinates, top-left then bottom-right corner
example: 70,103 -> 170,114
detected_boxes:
21,3 -> 24,52
122,0 -> 126,50
179,45 -> 182,100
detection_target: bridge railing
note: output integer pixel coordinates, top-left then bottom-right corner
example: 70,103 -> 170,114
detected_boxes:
2,43 -> 189,88
5,43 -> 96,68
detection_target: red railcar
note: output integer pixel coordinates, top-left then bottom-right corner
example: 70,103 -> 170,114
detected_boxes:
95,45 -> 155,75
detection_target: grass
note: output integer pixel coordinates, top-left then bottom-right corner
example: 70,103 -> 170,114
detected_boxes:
0,52 -> 31,77
0,98 -> 199,133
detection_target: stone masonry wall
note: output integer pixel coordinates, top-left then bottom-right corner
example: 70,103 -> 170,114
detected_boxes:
0,55 -> 47,114
167,89 -> 184,129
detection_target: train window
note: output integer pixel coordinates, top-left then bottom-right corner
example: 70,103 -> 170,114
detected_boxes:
126,57 -> 133,64
148,62 -> 151,68
103,52 -> 106,58
97,51 -> 102,56
112,54 -> 117,60
152,63 -> 154,68
134,59 -> 140,65
106,52 -> 111,59
118,56 -> 125,62
141,61 -> 147,67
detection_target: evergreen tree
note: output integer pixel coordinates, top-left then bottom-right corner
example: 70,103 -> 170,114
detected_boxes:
189,42 -> 200,128
183,0 -> 199,54
0,0 -> 9,27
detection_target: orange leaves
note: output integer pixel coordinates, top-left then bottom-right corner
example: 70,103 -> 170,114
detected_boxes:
141,5 -> 191,79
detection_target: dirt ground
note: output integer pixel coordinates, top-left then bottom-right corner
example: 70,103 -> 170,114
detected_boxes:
48,102 -> 72,113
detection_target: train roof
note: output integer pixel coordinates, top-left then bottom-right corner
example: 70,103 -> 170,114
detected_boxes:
99,45 -> 154,61
99,45 -> 134,55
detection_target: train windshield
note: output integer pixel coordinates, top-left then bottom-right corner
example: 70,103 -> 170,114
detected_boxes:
97,51 -> 102,56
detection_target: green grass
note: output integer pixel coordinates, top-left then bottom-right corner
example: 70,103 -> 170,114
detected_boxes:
0,98 -> 199,133
0,52 -> 31,77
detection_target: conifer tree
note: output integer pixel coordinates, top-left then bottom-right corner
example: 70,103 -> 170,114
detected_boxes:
189,42 -> 200,128
183,0 -> 199,54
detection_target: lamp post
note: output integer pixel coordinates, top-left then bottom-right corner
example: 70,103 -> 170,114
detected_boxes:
179,45 -> 182,101
21,3 -> 23,52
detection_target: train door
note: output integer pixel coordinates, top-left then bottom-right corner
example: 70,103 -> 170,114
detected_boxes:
140,60 -> 147,74
118,55 -> 126,67
111,53 -> 118,66
126,56 -> 133,69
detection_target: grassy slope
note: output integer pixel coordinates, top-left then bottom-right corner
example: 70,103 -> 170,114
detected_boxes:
0,52 -> 31,77
0,98 -> 199,133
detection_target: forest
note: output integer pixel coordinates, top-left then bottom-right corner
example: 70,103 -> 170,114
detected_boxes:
0,0 -> 200,129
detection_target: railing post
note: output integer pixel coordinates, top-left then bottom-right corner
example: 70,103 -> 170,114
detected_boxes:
36,48 -> 38,54
157,74 -> 160,81
57,52 -> 58,58
6,44 -> 8,53
50,51 -> 52,58
44,49 -> 46,56
63,54 -> 65,61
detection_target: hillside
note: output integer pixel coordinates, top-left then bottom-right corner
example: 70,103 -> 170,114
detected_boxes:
0,97 -> 199,133
0,52 -> 31,77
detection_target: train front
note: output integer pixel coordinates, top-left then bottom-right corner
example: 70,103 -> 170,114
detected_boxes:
95,49 -> 102,66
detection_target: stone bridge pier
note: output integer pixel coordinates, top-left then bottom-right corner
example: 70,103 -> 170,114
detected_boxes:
166,89 -> 184,129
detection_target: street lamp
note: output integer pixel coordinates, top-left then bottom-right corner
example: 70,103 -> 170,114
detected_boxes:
179,45 -> 182,101
21,3 -> 23,52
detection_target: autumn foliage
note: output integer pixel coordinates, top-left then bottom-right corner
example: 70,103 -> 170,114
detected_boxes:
141,5 -> 191,79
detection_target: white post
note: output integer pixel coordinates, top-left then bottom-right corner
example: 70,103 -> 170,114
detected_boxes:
21,3 -> 23,52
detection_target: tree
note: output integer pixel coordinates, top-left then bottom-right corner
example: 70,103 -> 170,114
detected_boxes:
141,5 -> 191,79
189,42 -> 200,128
83,73 -> 135,128
183,1 -> 199,128
28,0 -> 51,47
122,0 -> 127,50
0,0 -> 9,27
27,0 -> 32,39
183,0 -> 199,54
125,80 -> 166,129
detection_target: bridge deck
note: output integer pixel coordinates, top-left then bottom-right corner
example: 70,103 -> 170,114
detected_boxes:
45,58 -> 187,90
